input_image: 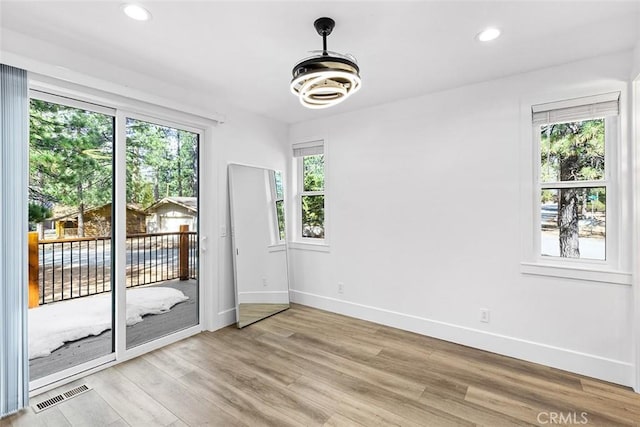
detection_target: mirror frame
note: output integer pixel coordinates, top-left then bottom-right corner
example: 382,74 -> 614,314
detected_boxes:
228,163 -> 290,328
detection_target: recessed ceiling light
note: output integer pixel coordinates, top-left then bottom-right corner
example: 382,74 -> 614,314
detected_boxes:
476,27 -> 501,42
122,4 -> 151,21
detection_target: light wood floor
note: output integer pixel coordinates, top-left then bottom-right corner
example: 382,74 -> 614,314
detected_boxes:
238,303 -> 290,328
4,304 -> 640,426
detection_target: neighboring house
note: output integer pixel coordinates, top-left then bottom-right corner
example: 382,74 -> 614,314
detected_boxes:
145,197 -> 197,233
52,203 -> 147,238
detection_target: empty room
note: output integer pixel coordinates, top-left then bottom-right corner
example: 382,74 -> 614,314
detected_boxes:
2,1 -> 640,425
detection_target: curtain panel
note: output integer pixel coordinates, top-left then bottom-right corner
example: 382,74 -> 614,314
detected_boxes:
0,64 -> 29,417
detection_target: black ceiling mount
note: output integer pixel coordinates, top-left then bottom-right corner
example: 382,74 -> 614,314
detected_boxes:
314,17 -> 335,54
314,17 -> 335,36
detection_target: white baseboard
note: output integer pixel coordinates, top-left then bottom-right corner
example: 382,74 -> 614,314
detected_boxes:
290,289 -> 633,387
210,307 -> 236,331
238,291 -> 289,304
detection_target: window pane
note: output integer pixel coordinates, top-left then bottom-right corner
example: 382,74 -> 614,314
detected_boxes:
302,195 -> 324,238
29,99 -> 114,380
541,188 -> 605,260
303,154 -> 324,191
274,171 -> 284,200
276,200 -> 285,240
125,118 -> 199,350
540,119 -> 605,183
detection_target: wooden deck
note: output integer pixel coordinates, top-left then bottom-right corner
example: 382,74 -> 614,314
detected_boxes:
9,304 -> 640,426
29,279 -> 197,381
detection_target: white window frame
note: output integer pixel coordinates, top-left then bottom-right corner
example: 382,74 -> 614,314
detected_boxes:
520,91 -> 631,285
291,140 -> 329,250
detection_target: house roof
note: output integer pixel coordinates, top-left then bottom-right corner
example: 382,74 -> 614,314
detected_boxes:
145,197 -> 197,214
52,203 -> 146,221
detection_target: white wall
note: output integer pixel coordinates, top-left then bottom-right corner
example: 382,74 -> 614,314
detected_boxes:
288,51 -> 635,386
633,13 -> 640,80
633,43 -> 640,80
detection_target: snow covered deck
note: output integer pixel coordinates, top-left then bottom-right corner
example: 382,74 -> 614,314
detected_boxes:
29,279 -> 197,380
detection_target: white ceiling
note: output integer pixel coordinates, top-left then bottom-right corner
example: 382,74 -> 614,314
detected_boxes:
1,1 -> 639,124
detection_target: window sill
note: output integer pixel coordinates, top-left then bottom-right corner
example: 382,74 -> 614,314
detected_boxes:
288,241 -> 330,252
520,262 -> 632,285
268,243 -> 286,253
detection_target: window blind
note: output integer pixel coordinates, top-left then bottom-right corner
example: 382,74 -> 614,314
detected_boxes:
532,92 -> 619,126
0,64 -> 29,417
293,140 -> 323,157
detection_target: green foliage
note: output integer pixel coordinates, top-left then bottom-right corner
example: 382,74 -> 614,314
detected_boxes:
541,189 -> 555,203
301,154 -> 325,238
29,99 -> 113,210
29,101 -> 199,231
126,119 -> 198,207
540,119 -> 604,183
28,203 -> 51,224
303,155 -> 324,191
276,200 -> 285,240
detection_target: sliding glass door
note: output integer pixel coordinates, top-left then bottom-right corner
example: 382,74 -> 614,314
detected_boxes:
27,92 -> 202,388
28,93 -> 115,382
124,116 -> 199,349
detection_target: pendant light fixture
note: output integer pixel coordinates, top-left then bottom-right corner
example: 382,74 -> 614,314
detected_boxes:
290,17 -> 361,109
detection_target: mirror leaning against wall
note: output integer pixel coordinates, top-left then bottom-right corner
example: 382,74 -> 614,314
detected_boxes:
228,164 -> 289,328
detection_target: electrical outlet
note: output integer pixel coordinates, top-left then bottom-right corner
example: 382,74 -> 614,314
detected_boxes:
338,282 -> 344,294
262,278 -> 268,287
480,308 -> 490,323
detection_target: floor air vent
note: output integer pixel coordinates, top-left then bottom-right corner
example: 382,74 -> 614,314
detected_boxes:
33,385 -> 91,413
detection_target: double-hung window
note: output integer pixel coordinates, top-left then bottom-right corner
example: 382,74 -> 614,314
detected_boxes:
293,140 -> 325,240
533,92 -> 619,262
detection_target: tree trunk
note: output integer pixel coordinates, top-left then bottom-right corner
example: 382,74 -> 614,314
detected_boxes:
78,202 -> 85,238
154,176 -> 159,201
177,134 -> 183,197
558,153 -> 580,258
77,183 -> 85,237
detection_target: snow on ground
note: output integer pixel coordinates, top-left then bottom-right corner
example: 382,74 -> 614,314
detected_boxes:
29,287 -> 188,359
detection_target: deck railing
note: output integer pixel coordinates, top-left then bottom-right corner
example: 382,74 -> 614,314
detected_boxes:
29,228 -> 197,306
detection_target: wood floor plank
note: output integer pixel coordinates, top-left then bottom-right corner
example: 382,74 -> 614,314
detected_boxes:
258,336 -> 473,426
433,349 -> 640,423
465,385 -> 553,425
55,389 -> 123,427
162,334 -> 330,425
465,385 -> 635,426
253,315 -> 384,358
288,374 -> 427,427
83,367 -> 179,426
322,412 -> 368,427
3,407 -> 68,427
8,304 -> 640,426
115,357 -> 245,426
177,369 -> 303,426
429,348 -> 584,393
419,387 -> 537,427
580,378 -> 640,411
8,391 -> 71,427
254,330 -> 427,400
199,329 -> 303,386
